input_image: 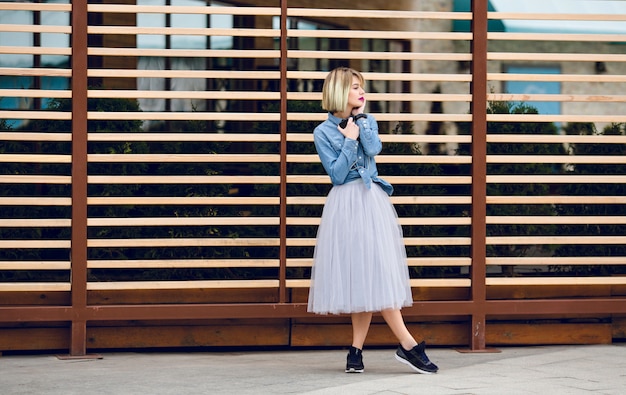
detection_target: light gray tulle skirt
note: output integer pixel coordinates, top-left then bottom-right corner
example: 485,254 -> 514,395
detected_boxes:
307,180 -> 413,315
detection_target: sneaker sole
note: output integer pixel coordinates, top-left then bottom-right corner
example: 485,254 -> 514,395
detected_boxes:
394,353 -> 437,374
345,367 -> 364,373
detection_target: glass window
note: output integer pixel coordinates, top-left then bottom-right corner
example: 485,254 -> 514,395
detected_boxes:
0,0 -> 70,128
136,0 -> 234,124
505,65 -> 561,116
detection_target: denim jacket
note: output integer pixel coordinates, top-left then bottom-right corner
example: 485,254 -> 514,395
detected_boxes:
313,112 -> 393,196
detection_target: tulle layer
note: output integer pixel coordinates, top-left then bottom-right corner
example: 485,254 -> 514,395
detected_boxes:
307,181 -> 413,315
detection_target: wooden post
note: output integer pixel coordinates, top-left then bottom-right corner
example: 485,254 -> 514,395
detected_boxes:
467,0 -> 492,352
278,0 -> 288,304
58,0 -> 100,360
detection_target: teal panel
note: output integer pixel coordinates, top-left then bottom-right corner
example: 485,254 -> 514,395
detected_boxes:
452,0 -> 505,33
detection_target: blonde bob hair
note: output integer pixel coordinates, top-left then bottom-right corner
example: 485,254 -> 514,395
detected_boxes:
321,67 -> 365,113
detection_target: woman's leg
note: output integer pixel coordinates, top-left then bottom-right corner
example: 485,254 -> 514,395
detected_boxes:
380,309 -> 418,350
351,312 -> 373,349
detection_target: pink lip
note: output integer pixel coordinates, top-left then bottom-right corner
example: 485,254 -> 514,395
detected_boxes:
359,97 -> 364,101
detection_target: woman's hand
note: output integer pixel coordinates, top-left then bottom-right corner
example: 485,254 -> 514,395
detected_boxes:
338,117 -> 360,140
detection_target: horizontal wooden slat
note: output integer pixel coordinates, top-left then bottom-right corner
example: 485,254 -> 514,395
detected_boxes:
489,52 -> 626,62
0,261 -> 70,270
87,175 -> 279,184
0,154 -> 71,164
287,112 -> 472,122
488,12 -> 626,22
88,154 -> 280,163
489,72 -> 626,83
288,92 -> 471,102
290,30 -> 472,40
8,216 -> 621,235
486,277 -> 626,287
286,217 -> 471,226
89,90 -> 279,100
487,196 -> 626,204
487,175 -> 625,184
89,69 -> 280,79
87,196 -> 279,205
1,24 -> 71,34
487,236 -> 626,245
87,4 -> 279,16
86,279 -> 279,291
0,46 -> 71,56
0,197 -> 71,206
0,283 -> 70,292
288,133 -> 472,143
418,278 -> 471,287
487,93 -> 626,103
489,32 -> 626,42
0,175 -> 71,184
89,133 -> 280,142
305,257 -> 464,267
286,257 -> 470,268
408,257 -> 471,267
1,89 -> 72,99
288,70 -> 473,82
286,278 -> 471,288
288,9 -> 469,20
0,132 -> 71,142
89,47 -> 279,58
0,240 -> 70,249
0,3 -> 68,11
0,68 -> 71,77
404,237 -> 471,246
0,219 -> 71,227
487,257 -> 626,266
82,111 -> 472,123
487,155 -> 626,164
87,112 -> 279,121
88,26 -> 279,37
487,216 -> 626,225
288,154 -> 471,164
285,237 -> 471,247
487,134 -> 626,144
87,259 -> 279,269
0,111 -> 70,120
88,217 -> 278,227
84,175 -> 472,185
87,238 -> 279,248
488,114 -> 626,123
286,196 -> 471,205
403,217 -> 471,226
288,175 -> 472,184
290,50 -> 472,62
13,88 -> 626,103
392,196 -> 472,205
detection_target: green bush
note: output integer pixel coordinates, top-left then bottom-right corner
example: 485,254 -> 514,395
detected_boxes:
458,101 -> 566,275
552,122 -> 626,275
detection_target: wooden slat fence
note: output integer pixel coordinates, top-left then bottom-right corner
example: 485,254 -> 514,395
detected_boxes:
0,0 -> 625,355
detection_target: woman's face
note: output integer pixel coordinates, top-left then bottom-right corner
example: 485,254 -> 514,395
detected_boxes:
346,75 -> 365,111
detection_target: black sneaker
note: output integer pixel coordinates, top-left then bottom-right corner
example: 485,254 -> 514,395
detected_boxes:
395,341 -> 438,374
345,346 -> 364,373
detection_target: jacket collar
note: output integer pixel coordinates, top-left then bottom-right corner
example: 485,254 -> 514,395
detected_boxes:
327,112 -> 343,125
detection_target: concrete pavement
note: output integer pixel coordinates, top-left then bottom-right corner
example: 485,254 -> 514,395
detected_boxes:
1,344 -> 625,394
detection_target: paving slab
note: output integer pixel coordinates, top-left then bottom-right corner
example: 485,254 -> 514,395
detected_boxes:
1,344 -> 625,394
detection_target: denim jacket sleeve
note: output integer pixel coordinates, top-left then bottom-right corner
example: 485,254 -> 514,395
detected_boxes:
313,120 -> 358,186
355,115 -> 382,157
313,113 -> 394,196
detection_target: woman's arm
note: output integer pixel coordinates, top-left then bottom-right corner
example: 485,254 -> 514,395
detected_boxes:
356,116 -> 382,157
314,128 -> 358,185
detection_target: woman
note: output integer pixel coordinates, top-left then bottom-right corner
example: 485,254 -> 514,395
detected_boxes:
307,67 -> 438,375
